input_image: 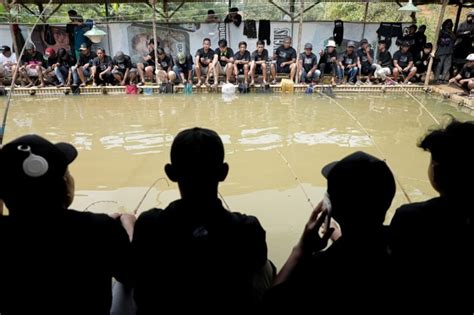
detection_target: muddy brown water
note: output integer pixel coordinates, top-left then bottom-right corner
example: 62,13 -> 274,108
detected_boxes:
3,93 -> 473,267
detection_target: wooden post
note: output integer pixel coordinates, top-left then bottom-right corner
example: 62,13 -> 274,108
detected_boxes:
6,2 -> 19,56
152,0 -> 160,84
454,2 -> 464,32
361,1 -> 369,39
424,0 -> 449,87
105,0 -> 112,56
296,0 -> 304,84
290,0 -> 295,40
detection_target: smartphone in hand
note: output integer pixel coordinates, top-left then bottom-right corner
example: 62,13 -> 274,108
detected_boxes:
323,192 -> 332,231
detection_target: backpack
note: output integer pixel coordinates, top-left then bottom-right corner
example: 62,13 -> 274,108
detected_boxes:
159,82 -> 174,94
238,83 -> 249,93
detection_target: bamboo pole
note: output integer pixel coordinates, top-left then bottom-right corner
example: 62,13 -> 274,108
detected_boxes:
296,0 -> 304,84
361,1 -> 369,40
152,0 -> 160,83
424,0 -> 449,87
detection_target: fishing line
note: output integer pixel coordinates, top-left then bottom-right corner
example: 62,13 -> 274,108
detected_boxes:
276,148 -> 315,210
133,177 -> 169,215
0,0 -> 54,147
319,91 -> 412,203
84,200 -> 118,211
387,79 -> 441,126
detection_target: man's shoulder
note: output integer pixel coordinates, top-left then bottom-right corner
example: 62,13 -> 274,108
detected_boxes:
66,209 -> 119,228
393,198 -> 443,223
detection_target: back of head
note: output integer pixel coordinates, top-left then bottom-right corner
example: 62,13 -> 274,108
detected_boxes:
419,119 -> 474,197
169,127 -> 225,185
0,135 -> 77,215
323,151 -> 396,231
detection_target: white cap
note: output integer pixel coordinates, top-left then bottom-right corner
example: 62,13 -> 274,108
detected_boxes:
327,40 -> 336,48
466,53 -> 474,61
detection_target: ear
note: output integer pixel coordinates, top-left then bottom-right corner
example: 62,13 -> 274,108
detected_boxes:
165,163 -> 179,182
217,163 -> 229,182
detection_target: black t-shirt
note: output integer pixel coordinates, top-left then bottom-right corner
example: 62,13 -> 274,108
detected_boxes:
389,197 -> 474,313
399,33 -> 417,54
318,49 -> 338,65
460,65 -> 474,80
340,51 -> 357,67
92,55 -> 113,72
196,48 -> 215,67
275,46 -> 297,64
174,54 -> 194,73
357,48 -> 374,67
157,54 -> 173,70
77,51 -> 97,67
21,51 -> 44,66
46,55 -> 59,69
146,49 -> 156,67
414,31 -> 427,53
132,199 -> 268,313
234,50 -> 251,64
377,50 -> 392,68
0,209 -> 132,314
215,47 -> 234,67
299,52 -> 318,72
57,55 -> 76,68
113,55 -> 133,73
251,49 -> 269,63
264,235 -> 392,314
393,50 -> 413,68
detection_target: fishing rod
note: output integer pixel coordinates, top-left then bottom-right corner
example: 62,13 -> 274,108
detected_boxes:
0,0 -> 54,147
318,91 -> 413,203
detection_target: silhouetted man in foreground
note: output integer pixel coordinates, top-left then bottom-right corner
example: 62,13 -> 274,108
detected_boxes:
0,135 -> 132,314
132,127 -> 271,314
265,151 -> 396,314
390,119 -> 474,314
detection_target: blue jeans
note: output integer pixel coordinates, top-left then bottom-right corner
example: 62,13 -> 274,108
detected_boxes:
337,66 -> 358,83
173,65 -> 193,82
54,66 -> 69,84
72,67 -> 90,85
301,68 -> 321,82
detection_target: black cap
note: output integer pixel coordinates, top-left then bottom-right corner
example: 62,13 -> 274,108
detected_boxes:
0,45 -> 11,52
322,151 -> 396,219
230,7 -> 239,12
401,41 -> 411,47
0,135 -> 77,181
360,38 -> 368,45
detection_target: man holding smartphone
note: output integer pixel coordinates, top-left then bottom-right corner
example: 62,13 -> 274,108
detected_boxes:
265,151 -> 396,314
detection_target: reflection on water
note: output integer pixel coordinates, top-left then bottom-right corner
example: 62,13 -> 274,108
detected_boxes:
3,93 -> 473,267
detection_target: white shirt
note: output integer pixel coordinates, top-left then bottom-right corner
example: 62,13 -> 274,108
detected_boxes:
0,52 -> 17,70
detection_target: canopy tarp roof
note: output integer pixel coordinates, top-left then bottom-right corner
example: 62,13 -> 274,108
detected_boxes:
6,0 -> 473,4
